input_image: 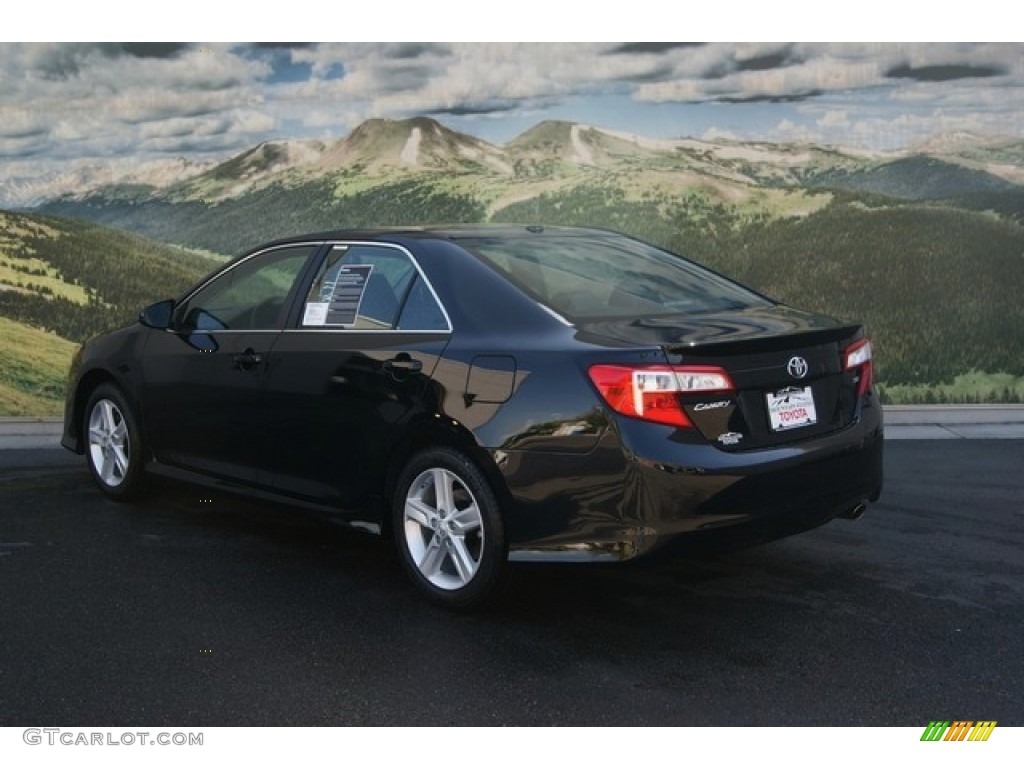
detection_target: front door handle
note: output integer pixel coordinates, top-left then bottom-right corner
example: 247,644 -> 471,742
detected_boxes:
383,355 -> 423,374
233,348 -> 263,370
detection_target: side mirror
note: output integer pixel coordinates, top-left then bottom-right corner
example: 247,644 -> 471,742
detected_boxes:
139,299 -> 176,330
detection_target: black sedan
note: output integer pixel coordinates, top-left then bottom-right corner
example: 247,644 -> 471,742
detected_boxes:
62,225 -> 883,607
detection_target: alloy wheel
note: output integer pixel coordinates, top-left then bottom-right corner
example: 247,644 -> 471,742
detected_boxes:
87,398 -> 131,488
402,467 -> 485,590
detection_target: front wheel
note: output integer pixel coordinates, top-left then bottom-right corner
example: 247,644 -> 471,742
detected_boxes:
84,383 -> 147,500
393,448 -> 507,609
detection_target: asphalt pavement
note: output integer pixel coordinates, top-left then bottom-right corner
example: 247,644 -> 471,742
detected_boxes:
1,417 -> 1022,725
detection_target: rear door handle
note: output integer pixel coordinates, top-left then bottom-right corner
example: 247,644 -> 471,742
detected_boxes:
233,348 -> 263,370
383,355 -> 423,373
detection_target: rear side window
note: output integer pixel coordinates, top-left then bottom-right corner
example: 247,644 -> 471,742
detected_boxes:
301,244 -> 448,331
397,276 -> 448,331
462,233 -> 771,321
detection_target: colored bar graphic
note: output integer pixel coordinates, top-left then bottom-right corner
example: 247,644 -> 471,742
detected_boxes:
944,721 -> 972,741
920,720 -> 996,742
921,721 -> 950,741
968,721 -> 997,741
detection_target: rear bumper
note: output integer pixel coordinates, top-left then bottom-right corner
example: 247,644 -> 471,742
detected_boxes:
502,401 -> 884,562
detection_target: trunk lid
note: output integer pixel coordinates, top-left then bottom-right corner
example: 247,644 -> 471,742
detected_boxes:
577,305 -> 866,451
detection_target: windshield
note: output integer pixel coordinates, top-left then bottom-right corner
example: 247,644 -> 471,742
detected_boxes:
460,232 -> 772,321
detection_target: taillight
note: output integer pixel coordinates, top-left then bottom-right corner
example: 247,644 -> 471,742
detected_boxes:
844,338 -> 873,397
588,364 -> 734,428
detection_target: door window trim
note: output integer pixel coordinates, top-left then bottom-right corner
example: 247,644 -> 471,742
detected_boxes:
285,241 -> 453,334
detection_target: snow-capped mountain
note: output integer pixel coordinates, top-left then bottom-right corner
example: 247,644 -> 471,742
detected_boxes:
6,117 -> 1022,210
0,157 -> 215,208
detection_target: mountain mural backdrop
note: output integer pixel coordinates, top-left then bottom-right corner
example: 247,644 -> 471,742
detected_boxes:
3,116 -> 1024,414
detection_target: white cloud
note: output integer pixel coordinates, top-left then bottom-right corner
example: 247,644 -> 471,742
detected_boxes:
845,109 -> 1024,148
0,44 -> 274,168
701,127 -> 742,142
0,134 -> 50,158
0,107 -> 50,139
817,110 -> 849,128
772,119 -> 822,144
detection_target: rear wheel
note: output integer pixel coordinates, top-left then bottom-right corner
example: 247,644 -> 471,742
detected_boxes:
84,383 -> 147,500
393,448 -> 507,609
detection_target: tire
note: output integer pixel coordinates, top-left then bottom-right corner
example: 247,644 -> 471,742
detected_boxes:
83,383 -> 147,501
392,448 -> 507,609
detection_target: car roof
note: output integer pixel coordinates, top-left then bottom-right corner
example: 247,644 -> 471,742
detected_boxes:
250,224 -> 615,252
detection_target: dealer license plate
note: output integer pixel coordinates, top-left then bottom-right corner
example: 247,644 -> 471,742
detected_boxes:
766,386 -> 817,431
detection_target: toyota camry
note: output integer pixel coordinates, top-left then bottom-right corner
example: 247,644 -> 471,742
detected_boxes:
62,225 -> 883,607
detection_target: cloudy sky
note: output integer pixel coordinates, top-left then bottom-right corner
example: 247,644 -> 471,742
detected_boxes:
1,42 -> 1023,187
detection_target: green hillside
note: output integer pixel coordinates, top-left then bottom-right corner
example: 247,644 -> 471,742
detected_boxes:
686,202 -> 1024,388
0,316 -> 77,416
0,210 -> 218,415
803,156 -> 1016,200
947,188 -> 1024,223
41,177 -> 487,254
0,210 -> 217,342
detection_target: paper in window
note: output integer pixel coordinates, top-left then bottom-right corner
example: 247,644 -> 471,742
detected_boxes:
324,264 -> 373,326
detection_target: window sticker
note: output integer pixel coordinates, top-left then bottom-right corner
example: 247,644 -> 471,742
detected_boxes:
324,263 -> 373,326
302,302 -> 329,326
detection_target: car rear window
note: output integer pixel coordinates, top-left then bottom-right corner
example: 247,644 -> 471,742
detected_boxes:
460,233 -> 771,321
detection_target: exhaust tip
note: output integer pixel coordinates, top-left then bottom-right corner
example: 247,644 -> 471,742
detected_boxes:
840,502 -> 869,521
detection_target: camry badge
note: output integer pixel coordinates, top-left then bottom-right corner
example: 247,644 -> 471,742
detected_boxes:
694,400 -> 730,411
717,432 -> 744,445
787,356 -> 809,379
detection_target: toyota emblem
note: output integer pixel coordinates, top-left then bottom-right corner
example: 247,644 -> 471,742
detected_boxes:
787,356 -> 809,379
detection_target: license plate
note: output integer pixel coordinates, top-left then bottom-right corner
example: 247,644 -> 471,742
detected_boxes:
766,386 -> 817,431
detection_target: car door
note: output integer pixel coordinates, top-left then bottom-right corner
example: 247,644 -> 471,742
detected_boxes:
259,242 -> 452,513
141,243 -> 321,485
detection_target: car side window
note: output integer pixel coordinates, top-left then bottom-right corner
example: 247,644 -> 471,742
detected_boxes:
180,246 -> 315,332
397,276 -> 448,331
301,244 -> 448,331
